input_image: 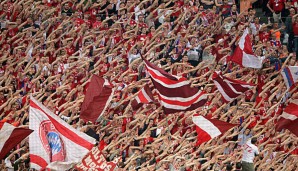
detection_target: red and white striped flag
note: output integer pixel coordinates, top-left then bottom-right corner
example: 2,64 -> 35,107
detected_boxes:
212,71 -> 255,102
192,115 -> 237,146
29,96 -> 96,170
0,122 -> 33,160
131,84 -> 154,110
276,99 -> 298,137
143,59 -> 207,114
230,28 -> 264,69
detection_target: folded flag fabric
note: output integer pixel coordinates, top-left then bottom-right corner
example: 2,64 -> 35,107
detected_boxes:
143,58 -> 207,114
0,122 -> 33,160
281,66 -> 298,90
80,75 -> 115,123
131,84 -> 154,110
212,71 -> 255,102
29,96 -> 96,170
230,28 -> 264,69
276,99 -> 298,137
192,115 -> 237,146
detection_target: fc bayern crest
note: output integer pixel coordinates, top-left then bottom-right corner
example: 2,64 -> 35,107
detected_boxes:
39,120 -> 66,162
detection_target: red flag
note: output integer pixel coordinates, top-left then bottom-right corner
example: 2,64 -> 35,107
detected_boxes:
143,59 -> 207,114
80,75 -> 114,123
212,71 -> 255,102
75,147 -> 119,171
230,28 -> 264,69
192,115 -> 237,146
276,99 -> 298,137
131,84 -> 154,110
0,122 -> 33,160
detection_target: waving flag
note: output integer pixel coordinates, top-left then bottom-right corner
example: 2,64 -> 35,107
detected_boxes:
131,84 -> 154,110
212,71 -> 255,102
80,75 -> 115,123
230,28 -> 264,68
143,59 -> 207,114
193,115 -> 237,146
276,99 -> 298,136
0,122 -> 33,160
29,96 -> 96,170
76,147 -> 119,171
281,66 -> 298,89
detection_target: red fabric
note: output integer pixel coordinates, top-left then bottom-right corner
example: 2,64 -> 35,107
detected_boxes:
0,122 -> 33,160
293,22 -> 298,36
131,85 -> 154,110
80,75 -> 113,123
269,0 -> 285,12
212,71 -> 255,102
276,100 -> 298,137
144,59 -> 207,114
193,115 -> 237,146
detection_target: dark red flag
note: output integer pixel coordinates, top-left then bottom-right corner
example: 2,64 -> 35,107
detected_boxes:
0,122 -> 33,160
80,75 -> 114,123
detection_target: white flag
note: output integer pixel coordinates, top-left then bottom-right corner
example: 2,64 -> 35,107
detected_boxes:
29,96 -> 96,170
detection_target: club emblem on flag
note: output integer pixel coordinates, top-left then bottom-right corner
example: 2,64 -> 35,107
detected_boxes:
39,120 -> 65,162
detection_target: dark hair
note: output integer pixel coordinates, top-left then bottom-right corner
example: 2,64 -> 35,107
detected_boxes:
251,137 -> 258,144
226,164 -> 233,171
236,162 -> 242,169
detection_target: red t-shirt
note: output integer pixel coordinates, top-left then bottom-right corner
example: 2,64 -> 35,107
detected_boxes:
293,22 -> 298,36
259,31 -> 271,42
269,0 -> 285,12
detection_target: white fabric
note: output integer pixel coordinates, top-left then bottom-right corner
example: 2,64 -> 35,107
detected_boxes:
29,96 -> 96,170
281,66 -> 298,89
4,158 -> 14,171
128,53 -> 141,64
145,64 -> 190,88
238,29 -> 263,69
192,116 -> 221,138
158,9 -> 172,24
141,88 -> 152,102
242,140 -> 259,163
281,112 -> 298,121
160,94 -> 207,110
0,123 -> 15,152
242,52 -> 264,69
213,79 -> 233,101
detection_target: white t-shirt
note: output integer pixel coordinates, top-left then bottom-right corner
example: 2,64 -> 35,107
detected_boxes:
128,53 -> 141,64
242,140 -> 259,163
4,158 -> 14,171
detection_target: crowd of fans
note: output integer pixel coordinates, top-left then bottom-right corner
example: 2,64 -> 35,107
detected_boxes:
0,0 -> 298,170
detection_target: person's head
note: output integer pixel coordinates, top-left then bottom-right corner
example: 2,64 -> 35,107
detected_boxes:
182,55 -> 188,62
198,5 -> 204,11
64,3 -> 70,10
141,27 -> 147,34
2,3 -> 8,10
273,22 -> 279,29
226,164 -> 233,171
251,137 -> 258,144
289,56 -> 296,65
0,91 -> 4,100
27,17 -> 33,24
149,119 -> 154,126
289,7 -> 296,16
248,8 -> 254,16
231,4 -> 237,11
245,128 -> 250,135
236,162 -> 242,169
